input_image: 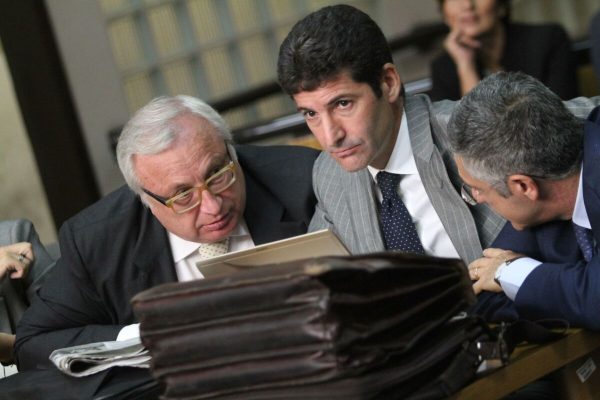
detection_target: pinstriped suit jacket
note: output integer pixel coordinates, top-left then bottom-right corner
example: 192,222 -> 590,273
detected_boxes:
309,94 -> 600,264
309,94 -> 501,264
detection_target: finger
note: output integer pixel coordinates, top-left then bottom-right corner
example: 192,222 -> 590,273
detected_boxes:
482,248 -> 507,258
447,28 -> 461,41
10,266 -> 25,279
12,242 -> 34,262
472,280 -> 482,295
468,264 -> 481,281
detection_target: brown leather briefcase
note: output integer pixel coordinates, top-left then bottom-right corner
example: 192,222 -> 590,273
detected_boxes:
132,252 -> 489,399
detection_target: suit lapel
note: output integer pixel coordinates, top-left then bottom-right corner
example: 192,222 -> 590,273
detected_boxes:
404,96 -> 486,263
242,161 -> 308,245
346,169 -> 385,253
132,209 -> 177,289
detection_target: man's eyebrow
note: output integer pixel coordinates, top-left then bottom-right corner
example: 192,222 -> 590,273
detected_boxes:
205,153 -> 229,174
296,94 -> 352,112
326,94 -> 350,107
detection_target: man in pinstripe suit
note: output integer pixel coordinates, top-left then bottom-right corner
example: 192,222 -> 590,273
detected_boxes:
277,5 -> 598,268
277,4 -> 501,264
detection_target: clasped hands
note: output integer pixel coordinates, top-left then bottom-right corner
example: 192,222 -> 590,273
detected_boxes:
468,248 -> 523,295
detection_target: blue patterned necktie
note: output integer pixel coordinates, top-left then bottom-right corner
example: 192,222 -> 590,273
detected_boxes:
376,171 -> 425,254
573,223 -> 596,262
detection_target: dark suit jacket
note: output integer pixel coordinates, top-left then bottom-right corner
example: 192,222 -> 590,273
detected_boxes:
14,145 -> 319,370
511,107 -> 600,330
430,23 -> 578,101
472,220 -> 582,322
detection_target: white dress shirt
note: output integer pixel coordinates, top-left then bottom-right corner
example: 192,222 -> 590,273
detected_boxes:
498,167 -> 588,300
367,109 -> 460,259
169,219 -> 255,281
117,219 -> 255,341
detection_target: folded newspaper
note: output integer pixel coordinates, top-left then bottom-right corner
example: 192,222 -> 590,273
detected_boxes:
49,337 -> 151,377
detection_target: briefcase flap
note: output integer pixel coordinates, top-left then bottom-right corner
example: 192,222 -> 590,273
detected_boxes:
132,252 -> 475,399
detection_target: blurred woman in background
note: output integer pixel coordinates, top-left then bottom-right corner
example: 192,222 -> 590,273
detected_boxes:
430,0 -> 578,100
0,220 -> 55,366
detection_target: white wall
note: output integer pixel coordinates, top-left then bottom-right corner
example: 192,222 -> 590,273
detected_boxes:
0,44 -> 56,244
45,0 -> 130,195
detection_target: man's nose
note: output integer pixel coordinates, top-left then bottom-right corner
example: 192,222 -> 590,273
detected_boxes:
199,189 -> 222,215
321,115 -> 345,148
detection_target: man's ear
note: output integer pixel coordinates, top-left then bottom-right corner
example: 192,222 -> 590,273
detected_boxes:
507,174 -> 539,201
381,63 -> 402,102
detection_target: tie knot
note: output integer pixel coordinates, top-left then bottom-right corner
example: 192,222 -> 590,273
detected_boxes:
377,171 -> 401,198
198,237 -> 230,260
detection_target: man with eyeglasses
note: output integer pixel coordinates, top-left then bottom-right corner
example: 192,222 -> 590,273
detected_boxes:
14,95 -> 319,371
277,6 -> 600,327
277,5 -> 597,263
449,71 -> 600,330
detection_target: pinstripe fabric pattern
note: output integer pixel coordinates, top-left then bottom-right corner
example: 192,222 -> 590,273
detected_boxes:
309,95 -> 502,263
309,94 -> 600,263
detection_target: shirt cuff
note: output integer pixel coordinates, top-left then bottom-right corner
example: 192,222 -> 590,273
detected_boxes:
498,257 -> 541,300
116,323 -> 140,341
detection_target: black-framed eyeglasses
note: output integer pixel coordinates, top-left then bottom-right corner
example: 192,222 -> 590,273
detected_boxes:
143,161 -> 237,214
460,183 -> 479,206
460,174 -> 550,206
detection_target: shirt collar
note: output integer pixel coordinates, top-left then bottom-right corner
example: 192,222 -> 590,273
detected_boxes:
367,109 -> 418,180
572,166 -> 591,228
168,219 -> 249,263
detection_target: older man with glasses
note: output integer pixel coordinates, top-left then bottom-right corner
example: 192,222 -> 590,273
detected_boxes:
14,95 -> 319,371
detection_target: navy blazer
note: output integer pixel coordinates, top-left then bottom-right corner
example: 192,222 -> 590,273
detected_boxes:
15,145 -> 319,370
472,220 -> 582,322
512,107 -> 600,330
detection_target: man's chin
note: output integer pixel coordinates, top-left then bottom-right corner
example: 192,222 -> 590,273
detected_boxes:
333,154 -> 368,172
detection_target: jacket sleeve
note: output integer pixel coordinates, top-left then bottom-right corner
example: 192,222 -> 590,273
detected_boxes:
515,258 -> 600,330
14,221 -> 124,370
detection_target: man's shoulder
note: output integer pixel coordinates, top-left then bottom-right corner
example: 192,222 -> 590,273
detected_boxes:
312,152 -> 372,196
236,144 -> 320,185
564,97 -> 600,119
235,144 -> 319,166
61,185 -> 143,233
405,94 -> 456,141
428,98 -> 456,127
313,151 -> 347,178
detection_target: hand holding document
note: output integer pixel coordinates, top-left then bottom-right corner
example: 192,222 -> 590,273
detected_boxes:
49,337 -> 151,377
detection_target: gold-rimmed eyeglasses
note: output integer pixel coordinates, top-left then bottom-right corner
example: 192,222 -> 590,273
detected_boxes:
143,161 -> 237,214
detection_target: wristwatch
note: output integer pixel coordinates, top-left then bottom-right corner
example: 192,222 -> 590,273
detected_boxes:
493,256 -> 524,287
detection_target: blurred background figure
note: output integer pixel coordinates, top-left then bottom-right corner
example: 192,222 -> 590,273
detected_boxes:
429,0 -> 578,100
0,219 -> 55,369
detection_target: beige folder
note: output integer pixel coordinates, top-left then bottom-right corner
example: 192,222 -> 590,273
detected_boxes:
196,229 -> 349,277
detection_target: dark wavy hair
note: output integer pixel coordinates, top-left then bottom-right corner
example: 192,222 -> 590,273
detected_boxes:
277,4 -> 393,98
